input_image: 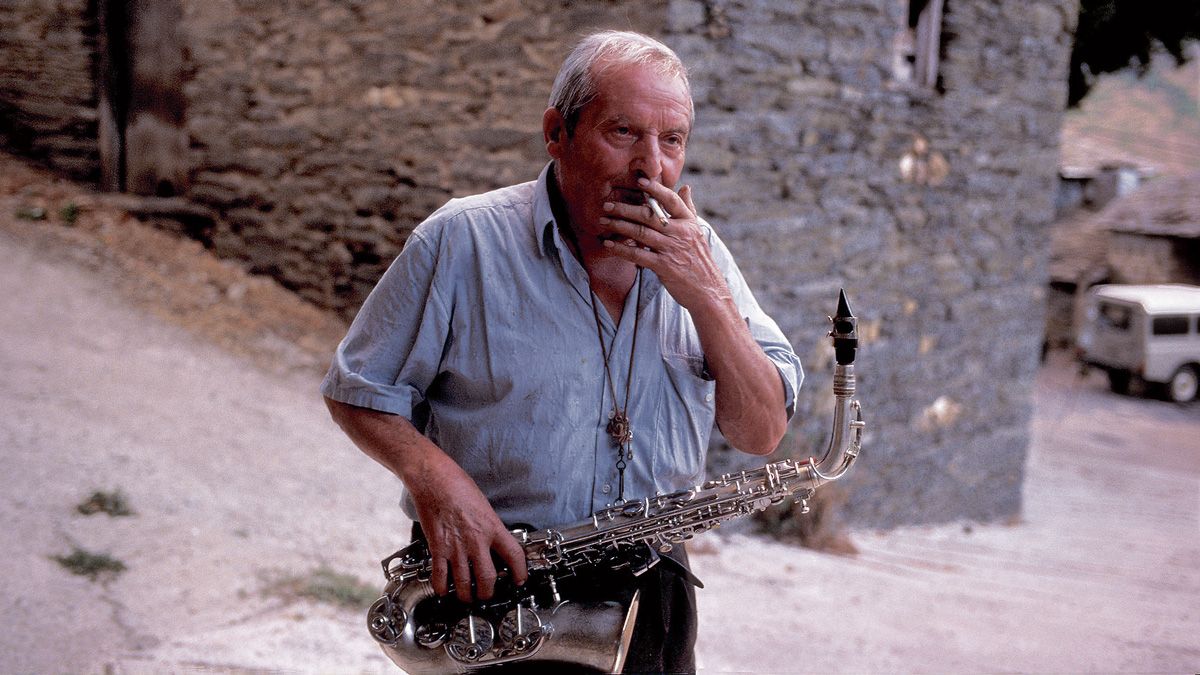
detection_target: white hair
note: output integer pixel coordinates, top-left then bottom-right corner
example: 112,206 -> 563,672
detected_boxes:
548,30 -> 693,135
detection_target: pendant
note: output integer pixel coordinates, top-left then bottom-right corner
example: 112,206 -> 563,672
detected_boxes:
606,411 -> 633,446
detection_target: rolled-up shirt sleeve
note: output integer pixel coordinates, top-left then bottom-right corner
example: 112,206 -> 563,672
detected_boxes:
320,230 -> 449,422
753,319 -> 803,421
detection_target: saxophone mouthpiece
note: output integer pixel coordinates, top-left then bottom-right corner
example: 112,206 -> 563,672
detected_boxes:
831,289 -> 858,366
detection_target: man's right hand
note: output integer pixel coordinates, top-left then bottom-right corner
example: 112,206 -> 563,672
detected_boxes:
408,459 -> 529,602
324,397 -> 528,602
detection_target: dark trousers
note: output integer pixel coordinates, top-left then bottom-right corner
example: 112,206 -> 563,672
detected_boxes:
622,547 -> 698,674
409,524 -> 698,674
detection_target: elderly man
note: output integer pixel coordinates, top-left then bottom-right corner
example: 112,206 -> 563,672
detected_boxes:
322,30 -> 801,672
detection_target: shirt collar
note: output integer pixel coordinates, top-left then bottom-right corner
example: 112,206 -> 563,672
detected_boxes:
533,162 -> 561,259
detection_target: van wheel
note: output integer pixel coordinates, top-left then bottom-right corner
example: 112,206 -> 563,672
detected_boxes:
1168,366 -> 1198,403
1107,370 -> 1131,394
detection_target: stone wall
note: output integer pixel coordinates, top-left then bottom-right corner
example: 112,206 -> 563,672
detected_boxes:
181,0 -> 665,309
0,0 -> 1080,529
666,0 -> 1078,527
0,0 -> 99,181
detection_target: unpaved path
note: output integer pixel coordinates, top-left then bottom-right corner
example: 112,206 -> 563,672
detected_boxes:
1,154 -> 1197,673
692,353 -> 1200,672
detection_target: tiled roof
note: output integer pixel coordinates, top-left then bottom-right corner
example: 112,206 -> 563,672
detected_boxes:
1100,172 -> 1200,239
1050,172 -> 1200,284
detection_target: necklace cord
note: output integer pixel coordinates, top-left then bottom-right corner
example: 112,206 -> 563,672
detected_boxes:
555,213 -> 642,503
587,269 -> 643,502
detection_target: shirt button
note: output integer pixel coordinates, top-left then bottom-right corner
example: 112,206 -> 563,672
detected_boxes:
705,393 -> 714,402
601,484 -> 612,494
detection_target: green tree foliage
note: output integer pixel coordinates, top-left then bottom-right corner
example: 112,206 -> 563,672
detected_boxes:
1069,0 -> 1200,107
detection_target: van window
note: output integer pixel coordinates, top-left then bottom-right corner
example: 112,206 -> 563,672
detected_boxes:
1151,315 -> 1190,336
1098,302 -> 1131,331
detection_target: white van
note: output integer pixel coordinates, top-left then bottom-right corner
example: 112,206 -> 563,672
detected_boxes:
1076,284 -> 1200,403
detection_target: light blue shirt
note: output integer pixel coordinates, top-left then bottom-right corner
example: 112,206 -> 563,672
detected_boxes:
321,163 -> 802,528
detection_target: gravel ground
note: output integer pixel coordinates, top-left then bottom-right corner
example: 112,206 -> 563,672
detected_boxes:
1,153 -> 1197,673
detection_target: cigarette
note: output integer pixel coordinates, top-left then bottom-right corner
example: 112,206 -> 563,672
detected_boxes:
646,196 -> 670,228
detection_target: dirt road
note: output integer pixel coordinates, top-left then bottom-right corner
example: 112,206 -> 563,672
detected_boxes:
692,354 -> 1199,672
1,159 -> 1197,672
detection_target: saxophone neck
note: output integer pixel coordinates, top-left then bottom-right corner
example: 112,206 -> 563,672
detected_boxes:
811,290 -> 865,482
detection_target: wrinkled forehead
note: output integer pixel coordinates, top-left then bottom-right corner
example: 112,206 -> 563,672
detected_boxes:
589,60 -> 694,126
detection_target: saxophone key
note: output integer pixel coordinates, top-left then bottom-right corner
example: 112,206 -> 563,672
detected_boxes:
366,594 -> 406,645
447,614 -> 494,663
499,605 -> 545,653
414,621 -> 450,649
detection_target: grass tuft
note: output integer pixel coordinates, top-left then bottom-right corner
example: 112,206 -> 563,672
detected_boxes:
53,547 -> 127,581
76,489 -> 135,517
59,202 -> 80,225
299,567 -> 380,609
268,566 -> 379,610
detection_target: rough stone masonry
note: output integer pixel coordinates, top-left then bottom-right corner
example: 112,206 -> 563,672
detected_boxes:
0,0 -> 1079,528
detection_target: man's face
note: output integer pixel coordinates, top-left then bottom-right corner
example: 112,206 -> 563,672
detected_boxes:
546,62 -> 691,245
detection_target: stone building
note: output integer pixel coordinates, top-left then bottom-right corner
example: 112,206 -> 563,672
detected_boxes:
1103,174 -> 1200,287
1045,164 -> 1148,351
1046,171 -> 1200,351
0,0 -> 1079,528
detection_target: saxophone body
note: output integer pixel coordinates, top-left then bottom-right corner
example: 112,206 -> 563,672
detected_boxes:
367,291 -> 865,674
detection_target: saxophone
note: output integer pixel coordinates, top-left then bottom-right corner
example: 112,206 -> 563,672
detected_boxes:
367,290 -> 865,673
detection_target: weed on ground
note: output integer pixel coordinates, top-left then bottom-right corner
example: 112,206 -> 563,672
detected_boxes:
267,566 -> 379,610
52,547 -> 127,582
76,489 -> 135,517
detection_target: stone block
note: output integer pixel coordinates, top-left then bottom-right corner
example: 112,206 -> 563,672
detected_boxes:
668,0 -> 707,31
785,76 -> 841,99
685,141 -> 737,175
462,127 -> 538,153
253,124 -> 313,149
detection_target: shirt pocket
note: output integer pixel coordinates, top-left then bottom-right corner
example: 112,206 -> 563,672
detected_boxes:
652,305 -> 715,490
657,298 -> 712,373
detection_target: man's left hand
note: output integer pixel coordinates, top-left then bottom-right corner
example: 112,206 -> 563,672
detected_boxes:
599,177 -> 788,455
599,177 -> 729,313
